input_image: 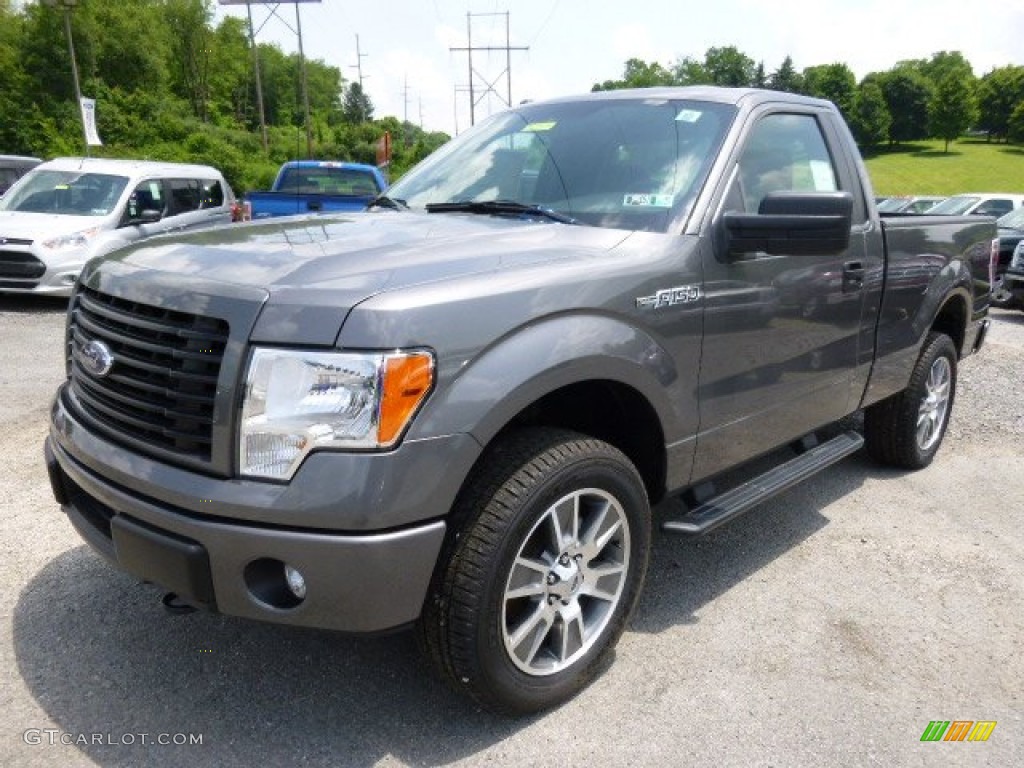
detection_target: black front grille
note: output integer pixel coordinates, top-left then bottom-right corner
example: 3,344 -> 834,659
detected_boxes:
0,248 -> 44,279
68,286 -> 230,462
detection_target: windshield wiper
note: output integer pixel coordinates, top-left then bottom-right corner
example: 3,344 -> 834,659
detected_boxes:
425,200 -> 578,225
367,194 -> 408,211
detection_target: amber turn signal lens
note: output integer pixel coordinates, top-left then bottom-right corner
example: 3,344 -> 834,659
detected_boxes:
378,352 -> 434,445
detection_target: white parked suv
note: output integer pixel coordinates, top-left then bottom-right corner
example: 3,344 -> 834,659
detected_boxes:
926,192 -> 1024,217
0,157 -> 235,296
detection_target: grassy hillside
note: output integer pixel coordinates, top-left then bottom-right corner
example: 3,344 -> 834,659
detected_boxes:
863,139 -> 1024,197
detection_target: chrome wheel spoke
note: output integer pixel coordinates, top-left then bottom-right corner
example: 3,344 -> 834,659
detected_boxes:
509,602 -> 555,665
502,487 -> 632,676
580,561 -> 625,602
917,357 -> 951,451
505,555 -> 550,599
554,602 -> 586,663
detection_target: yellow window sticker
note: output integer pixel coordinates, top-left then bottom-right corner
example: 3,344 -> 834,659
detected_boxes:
523,121 -> 557,132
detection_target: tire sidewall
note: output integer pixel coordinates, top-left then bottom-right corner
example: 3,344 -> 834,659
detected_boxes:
471,442 -> 650,713
904,334 -> 957,467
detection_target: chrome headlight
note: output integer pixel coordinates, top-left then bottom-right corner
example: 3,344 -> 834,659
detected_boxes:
41,227 -> 101,250
240,347 -> 434,480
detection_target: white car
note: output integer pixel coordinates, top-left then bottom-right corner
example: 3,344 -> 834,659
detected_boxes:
0,157 -> 235,297
926,193 -> 1024,217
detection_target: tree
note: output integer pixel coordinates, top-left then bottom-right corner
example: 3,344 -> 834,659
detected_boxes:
341,82 -> 373,124
703,46 -> 755,87
752,61 -> 767,88
592,57 -> 674,91
769,56 -> 803,93
977,65 -> 1024,141
1008,102 -> 1024,144
850,81 -> 891,148
919,51 -> 974,87
802,63 -> 856,117
929,72 -> 978,152
879,68 -> 932,144
672,56 -> 709,85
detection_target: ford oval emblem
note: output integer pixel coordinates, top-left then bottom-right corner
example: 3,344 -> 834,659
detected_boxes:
79,340 -> 115,378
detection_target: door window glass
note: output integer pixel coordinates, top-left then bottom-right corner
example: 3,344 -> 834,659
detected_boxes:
735,114 -> 838,213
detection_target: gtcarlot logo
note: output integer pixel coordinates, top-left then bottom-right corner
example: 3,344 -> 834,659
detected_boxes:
23,729 -> 203,747
920,720 -> 997,742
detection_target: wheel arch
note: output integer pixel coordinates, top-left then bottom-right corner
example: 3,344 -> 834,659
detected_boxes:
411,313 -> 684,507
930,289 -> 968,357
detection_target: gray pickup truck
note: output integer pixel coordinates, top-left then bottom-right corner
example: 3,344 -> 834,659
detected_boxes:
45,87 -> 994,714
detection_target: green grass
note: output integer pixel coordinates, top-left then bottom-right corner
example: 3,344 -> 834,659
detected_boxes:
862,139 -> 1024,197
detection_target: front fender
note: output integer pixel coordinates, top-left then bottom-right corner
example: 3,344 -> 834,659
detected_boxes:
409,312 -> 687,449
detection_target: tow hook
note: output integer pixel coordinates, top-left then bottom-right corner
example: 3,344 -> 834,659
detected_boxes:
162,592 -> 197,615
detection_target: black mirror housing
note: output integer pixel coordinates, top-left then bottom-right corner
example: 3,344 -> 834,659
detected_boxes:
723,191 -> 853,256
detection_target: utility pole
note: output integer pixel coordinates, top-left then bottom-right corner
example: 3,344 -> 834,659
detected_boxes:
245,2 -> 269,152
449,11 -> 528,127
350,34 -> 369,123
351,34 -> 367,90
294,2 -> 313,156
43,0 -> 88,153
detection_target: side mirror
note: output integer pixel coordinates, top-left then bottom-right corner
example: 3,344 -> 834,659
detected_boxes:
131,208 -> 163,225
723,191 -> 853,256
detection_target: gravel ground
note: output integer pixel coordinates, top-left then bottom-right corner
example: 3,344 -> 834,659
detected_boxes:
2,296 -> 1022,768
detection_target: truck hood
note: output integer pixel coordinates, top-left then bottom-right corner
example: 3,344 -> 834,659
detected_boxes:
0,210 -> 109,239
92,210 -> 631,344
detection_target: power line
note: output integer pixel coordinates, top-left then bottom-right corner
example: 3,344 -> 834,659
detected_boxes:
449,11 -> 528,126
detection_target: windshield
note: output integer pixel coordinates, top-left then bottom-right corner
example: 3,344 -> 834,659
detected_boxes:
876,197 -> 911,213
926,195 -> 979,216
388,98 -> 736,233
997,207 -> 1024,229
0,169 -> 129,216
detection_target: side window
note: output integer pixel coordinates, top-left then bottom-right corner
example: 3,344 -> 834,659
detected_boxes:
733,113 -> 838,213
974,199 -> 1011,217
199,179 -> 225,208
166,178 -> 202,217
126,180 -> 165,218
0,169 -> 16,195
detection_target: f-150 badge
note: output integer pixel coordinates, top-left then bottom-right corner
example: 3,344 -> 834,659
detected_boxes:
636,285 -> 701,309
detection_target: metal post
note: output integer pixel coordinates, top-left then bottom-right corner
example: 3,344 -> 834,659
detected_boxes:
466,12 -> 474,126
44,0 -> 87,154
295,2 -> 313,156
245,1 -> 269,153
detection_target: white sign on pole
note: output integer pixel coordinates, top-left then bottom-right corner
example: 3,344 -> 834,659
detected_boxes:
80,97 -> 103,146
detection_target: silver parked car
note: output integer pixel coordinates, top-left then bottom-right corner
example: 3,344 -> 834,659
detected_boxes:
0,157 -> 235,296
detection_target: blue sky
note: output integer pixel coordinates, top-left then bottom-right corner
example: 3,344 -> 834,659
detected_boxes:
216,0 -> 1024,136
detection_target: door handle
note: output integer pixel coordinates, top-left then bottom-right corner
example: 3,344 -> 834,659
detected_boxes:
843,261 -> 865,292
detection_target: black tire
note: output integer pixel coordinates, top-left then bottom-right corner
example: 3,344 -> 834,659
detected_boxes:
417,428 -> 651,715
864,332 -> 957,469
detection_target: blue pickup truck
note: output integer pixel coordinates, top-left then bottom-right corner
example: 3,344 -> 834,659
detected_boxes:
244,160 -> 387,218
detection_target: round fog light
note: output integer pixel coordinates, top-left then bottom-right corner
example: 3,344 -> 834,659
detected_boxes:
284,564 -> 307,600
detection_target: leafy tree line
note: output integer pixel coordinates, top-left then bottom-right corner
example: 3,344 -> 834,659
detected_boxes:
0,0 -> 449,193
593,46 -> 1024,153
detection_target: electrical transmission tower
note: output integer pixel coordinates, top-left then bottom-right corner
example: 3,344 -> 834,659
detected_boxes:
450,11 -> 528,127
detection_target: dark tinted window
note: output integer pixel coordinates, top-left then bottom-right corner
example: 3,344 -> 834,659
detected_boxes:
276,167 -> 382,196
974,199 -> 1013,216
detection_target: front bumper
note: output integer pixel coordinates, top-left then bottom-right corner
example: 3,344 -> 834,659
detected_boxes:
46,387 -> 480,633
1005,270 -> 1024,301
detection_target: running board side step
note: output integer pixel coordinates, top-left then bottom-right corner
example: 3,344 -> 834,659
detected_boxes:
661,431 -> 864,536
